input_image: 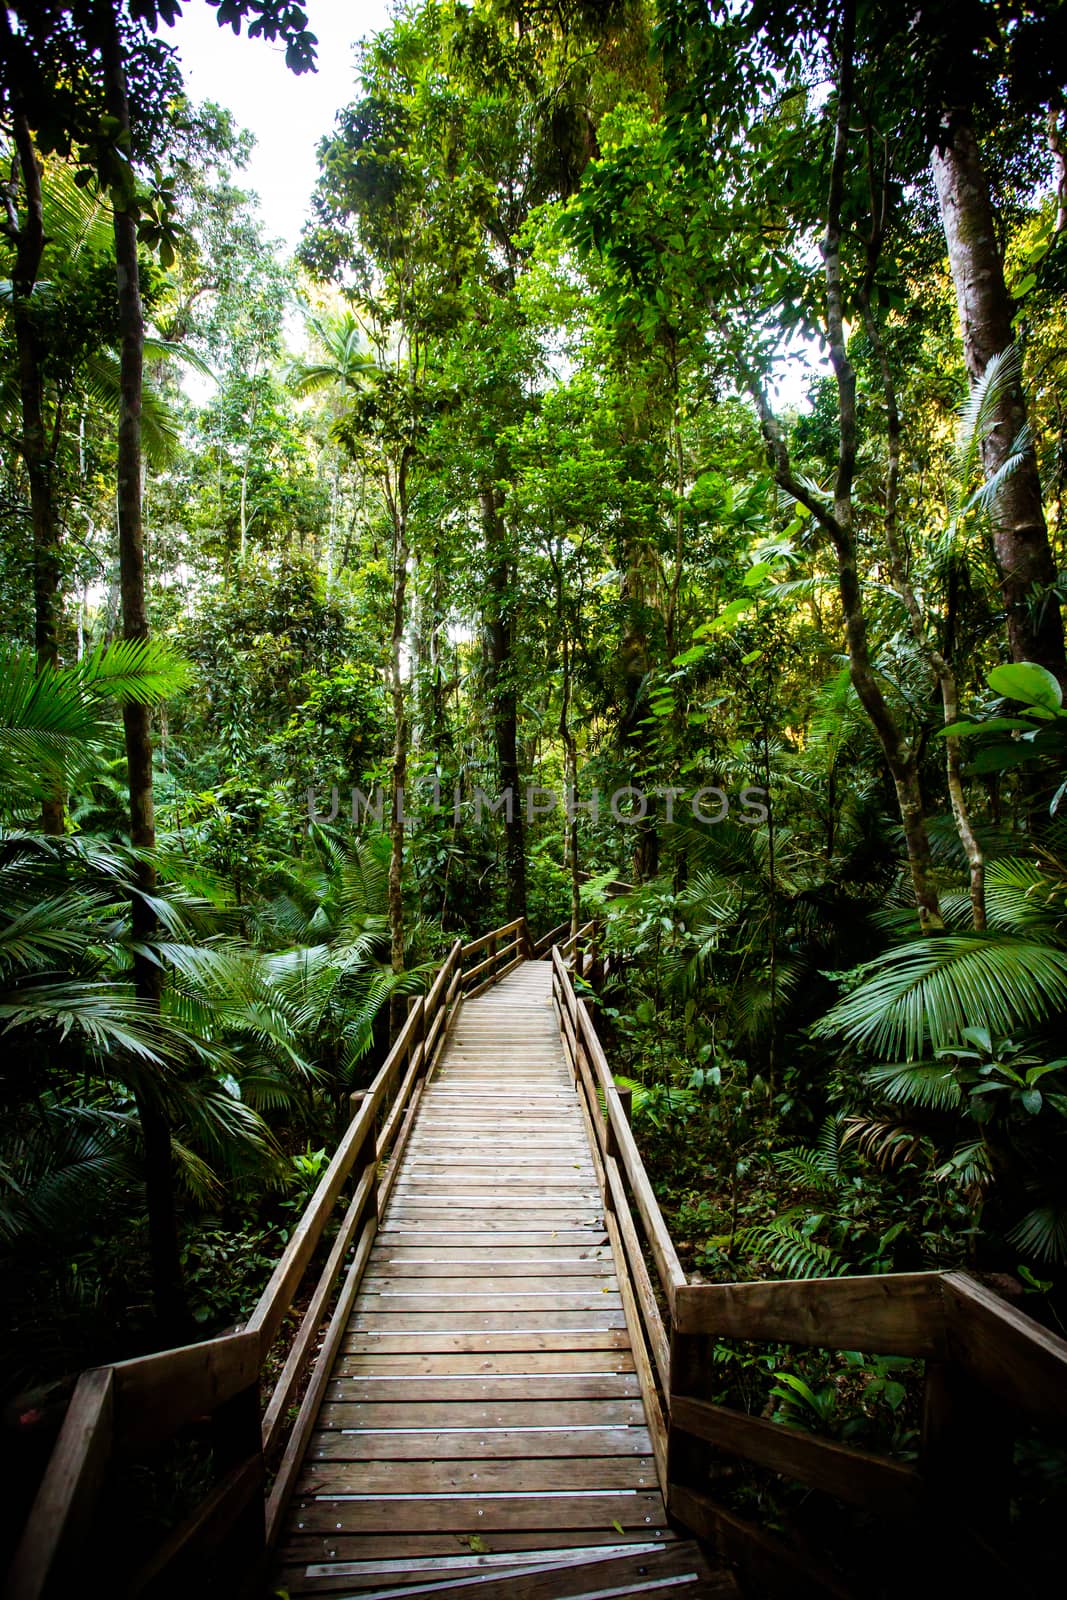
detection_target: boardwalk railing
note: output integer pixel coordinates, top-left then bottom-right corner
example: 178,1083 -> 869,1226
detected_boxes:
14,913 -> 1067,1599
550,951 -> 1067,1598
551,945 -> 683,1499
4,918 -> 528,1600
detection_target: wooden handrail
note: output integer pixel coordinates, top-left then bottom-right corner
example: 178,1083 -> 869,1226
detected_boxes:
460,915 -> 525,958
549,943 -> 1067,1594
672,1272 -> 947,1357
23,904 -> 1067,1597
532,919 -> 570,954
6,928 -> 477,1600
550,946 -> 678,1497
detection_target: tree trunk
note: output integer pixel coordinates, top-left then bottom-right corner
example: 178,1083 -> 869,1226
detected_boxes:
482,487 -> 527,921
931,110 -> 1065,684
387,472 -> 410,1009
3,111 -> 64,833
100,3 -> 187,1339
559,627 -> 581,937
757,0 -> 943,933
617,551 -> 659,882
859,293 -> 986,928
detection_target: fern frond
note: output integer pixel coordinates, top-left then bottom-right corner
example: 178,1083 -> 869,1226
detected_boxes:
739,1220 -> 849,1279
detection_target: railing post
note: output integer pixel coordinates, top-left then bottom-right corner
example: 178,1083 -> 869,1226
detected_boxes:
212,1377 -> 267,1596
590,920 -> 603,989
921,1358 -> 1012,1539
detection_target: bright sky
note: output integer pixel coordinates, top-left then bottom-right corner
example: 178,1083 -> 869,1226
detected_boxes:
166,0 -> 393,251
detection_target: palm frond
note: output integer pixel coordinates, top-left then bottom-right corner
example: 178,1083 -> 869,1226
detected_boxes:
1008,1203 -> 1067,1264
951,345 -> 1023,501
815,936 -> 1067,1059
864,1060 -> 963,1110
840,1116 -> 925,1169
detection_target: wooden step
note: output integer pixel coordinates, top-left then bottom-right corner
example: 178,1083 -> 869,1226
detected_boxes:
280,1537 -> 737,1596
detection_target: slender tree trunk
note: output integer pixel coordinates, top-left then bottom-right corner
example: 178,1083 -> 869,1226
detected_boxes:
482,486 -> 527,920
757,1 -> 943,933
387,465 -> 410,1013
99,4 -> 187,1339
1050,110 -> 1067,238
618,548 -> 659,882
859,292 -> 986,928
931,110 -> 1066,684
3,111 -> 64,832
559,626 -> 581,936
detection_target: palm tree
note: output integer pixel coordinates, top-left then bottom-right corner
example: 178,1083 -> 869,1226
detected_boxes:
285,308 -> 377,587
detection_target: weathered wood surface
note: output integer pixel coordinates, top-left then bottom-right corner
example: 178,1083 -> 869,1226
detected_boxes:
280,1535 -> 730,1596
670,1393 -> 923,1517
5,1367 -> 114,1600
274,960 -> 719,1594
672,1271 -> 946,1356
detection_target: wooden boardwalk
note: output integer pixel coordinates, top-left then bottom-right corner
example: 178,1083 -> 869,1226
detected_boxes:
21,928 -> 1067,1598
276,961 -> 723,1596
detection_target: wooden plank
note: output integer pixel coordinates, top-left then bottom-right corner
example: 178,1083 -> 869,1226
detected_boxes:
398,1164 -> 597,1178
388,1182 -> 598,1195
575,1003 -> 685,1305
668,1484 -> 855,1600
361,1275 -> 617,1295
376,1231 -> 610,1246
604,1152 -> 670,1397
465,953 -> 525,999
111,1329 -> 260,1453
318,1400 -> 646,1428
6,1367 -> 114,1600
941,1271 -> 1067,1424
248,1001 -> 420,1351
384,1209 -> 605,1226
348,1312 -> 627,1332
340,1330 -> 632,1355
360,1289 -> 620,1308
375,1035 -> 425,1167
461,917 -> 525,957
921,1358 -> 1013,1535
262,1163 -> 377,1462
287,1491 -> 669,1535
333,1351 -> 635,1375
371,1244 -> 613,1261
463,937 -> 522,987
265,1215 -> 377,1549
298,1458 -> 658,1495
385,1198 -> 603,1215
670,1394 -> 923,1516
282,1540 -> 727,1600
672,1273 -> 946,1356
307,1427 -> 652,1462
128,1454 -> 264,1597
377,1068 -> 432,1215
323,1373 -> 639,1401
606,1201 -> 668,1501
282,1529 -> 678,1566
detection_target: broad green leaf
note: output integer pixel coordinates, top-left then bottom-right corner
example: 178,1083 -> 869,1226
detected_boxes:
987,661 -> 1062,711
938,716 -> 1033,738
